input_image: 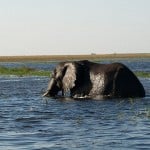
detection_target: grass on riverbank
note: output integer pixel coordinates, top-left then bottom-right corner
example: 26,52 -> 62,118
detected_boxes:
135,72 -> 150,78
0,66 -> 50,77
0,66 -> 149,78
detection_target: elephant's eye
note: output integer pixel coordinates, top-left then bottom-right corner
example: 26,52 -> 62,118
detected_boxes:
56,76 -> 61,81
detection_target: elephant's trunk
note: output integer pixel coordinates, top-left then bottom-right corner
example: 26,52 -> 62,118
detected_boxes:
43,78 -> 60,97
61,89 -> 64,96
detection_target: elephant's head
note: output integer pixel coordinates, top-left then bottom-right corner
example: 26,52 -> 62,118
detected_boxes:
43,62 -> 77,97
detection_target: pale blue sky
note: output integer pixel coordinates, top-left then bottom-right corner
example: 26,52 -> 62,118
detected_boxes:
0,0 -> 150,56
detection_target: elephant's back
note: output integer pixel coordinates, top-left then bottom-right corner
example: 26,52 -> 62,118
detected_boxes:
88,62 -> 123,74
88,62 -> 145,98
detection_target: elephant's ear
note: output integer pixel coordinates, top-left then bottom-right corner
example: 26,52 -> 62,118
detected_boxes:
62,63 -> 76,92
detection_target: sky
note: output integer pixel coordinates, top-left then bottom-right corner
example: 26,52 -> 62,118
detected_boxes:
0,0 -> 150,56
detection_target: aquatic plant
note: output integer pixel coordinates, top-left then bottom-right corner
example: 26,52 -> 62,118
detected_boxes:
0,66 -> 50,77
0,66 -> 149,78
135,71 -> 150,78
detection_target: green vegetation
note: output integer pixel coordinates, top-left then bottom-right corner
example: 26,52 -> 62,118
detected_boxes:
135,71 -> 150,78
0,66 -> 50,77
0,66 -> 149,78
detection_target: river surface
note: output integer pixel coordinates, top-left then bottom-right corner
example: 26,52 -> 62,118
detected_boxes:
0,59 -> 150,150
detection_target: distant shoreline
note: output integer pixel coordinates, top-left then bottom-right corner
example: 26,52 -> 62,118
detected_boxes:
0,53 -> 150,62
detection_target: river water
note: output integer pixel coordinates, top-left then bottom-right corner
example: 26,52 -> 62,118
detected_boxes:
0,59 -> 150,150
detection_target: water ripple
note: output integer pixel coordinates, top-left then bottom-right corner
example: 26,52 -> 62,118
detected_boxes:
0,60 -> 150,149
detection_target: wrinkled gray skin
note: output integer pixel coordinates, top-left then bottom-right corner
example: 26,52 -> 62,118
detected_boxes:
43,60 -> 145,98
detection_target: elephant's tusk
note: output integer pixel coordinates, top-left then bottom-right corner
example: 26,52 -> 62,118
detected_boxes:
43,91 -> 49,97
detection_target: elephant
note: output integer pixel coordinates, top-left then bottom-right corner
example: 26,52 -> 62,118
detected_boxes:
43,60 -> 145,99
